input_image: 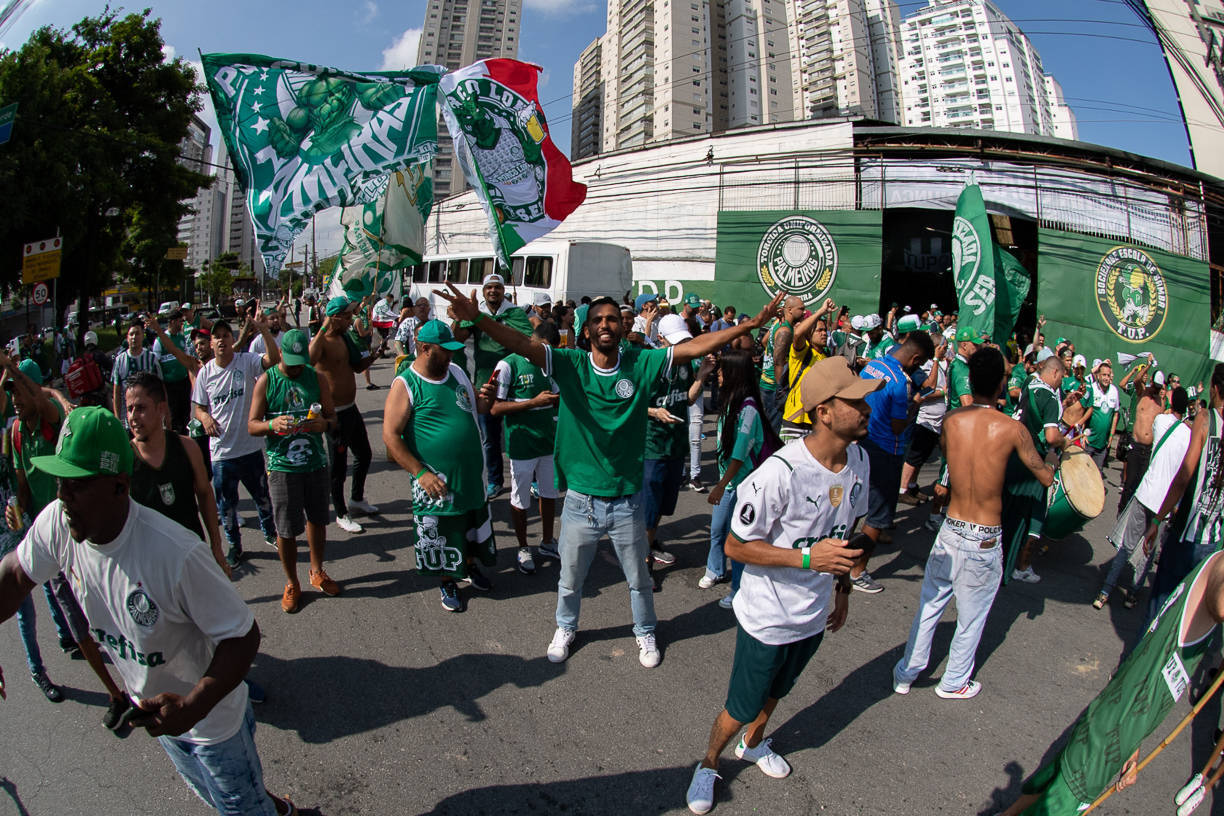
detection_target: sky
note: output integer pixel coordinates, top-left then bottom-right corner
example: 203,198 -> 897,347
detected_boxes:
0,0 -> 1198,257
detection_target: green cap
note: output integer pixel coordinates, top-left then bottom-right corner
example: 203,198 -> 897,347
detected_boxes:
685,293 -> 701,308
32,406 -> 133,478
575,304 -> 590,329
955,326 -> 986,344
416,319 -> 464,351
325,296 -> 352,316
896,315 -> 922,334
280,329 -> 310,365
17,359 -> 42,385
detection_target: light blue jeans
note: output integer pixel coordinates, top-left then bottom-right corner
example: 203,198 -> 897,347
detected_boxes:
16,594 -> 44,676
556,490 -> 656,637
159,703 -> 277,816
894,518 -> 1003,692
706,485 -> 737,580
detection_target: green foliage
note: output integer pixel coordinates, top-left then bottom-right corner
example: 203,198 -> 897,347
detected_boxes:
0,8 -> 210,343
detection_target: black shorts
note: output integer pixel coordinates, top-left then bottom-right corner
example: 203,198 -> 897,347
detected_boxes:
905,424 -> 941,468
267,468 -> 330,538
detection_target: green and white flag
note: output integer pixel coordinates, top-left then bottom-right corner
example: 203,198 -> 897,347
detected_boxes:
326,165 -> 432,301
951,183 -> 1030,342
994,247 -> 1031,344
201,53 -> 443,276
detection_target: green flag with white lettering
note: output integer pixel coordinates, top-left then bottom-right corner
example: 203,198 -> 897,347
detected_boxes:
951,183 -> 998,339
201,53 -> 443,276
994,247 -> 1031,344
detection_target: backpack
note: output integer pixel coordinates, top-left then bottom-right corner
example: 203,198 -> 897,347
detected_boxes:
64,354 -> 104,399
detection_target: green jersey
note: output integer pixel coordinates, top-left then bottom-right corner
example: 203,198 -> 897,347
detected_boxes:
865,335 -> 895,361
494,354 -> 557,460
1020,379 -> 1062,456
760,319 -> 789,389
645,360 -> 696,461
263,365 -> 326,473
397,363 -> 485,516
462,303 -> 533,384
546,345 -> 673,496
716,399 -> 764,489
154,331 -> 190,383
1061,376 -> 1091,411
12,403 -> 64,515
947,355 -> 972,409
1025,552 -> 1221,807
1004,363 -> 1028,414
1085,381 -> 1120,450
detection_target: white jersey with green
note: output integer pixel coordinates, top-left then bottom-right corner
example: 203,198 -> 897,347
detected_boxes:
730,439 -> 870,645
543,344 -> 673,497
494,354 -> 558,460
394,362 -> 485,516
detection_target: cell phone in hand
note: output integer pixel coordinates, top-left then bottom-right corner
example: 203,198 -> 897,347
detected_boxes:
845,532 -> 873,552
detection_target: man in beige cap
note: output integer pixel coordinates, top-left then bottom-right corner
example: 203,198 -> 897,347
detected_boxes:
685,357 -> 879,815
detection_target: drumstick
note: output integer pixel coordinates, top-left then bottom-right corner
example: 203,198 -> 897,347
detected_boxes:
1083,663 -> 1224,815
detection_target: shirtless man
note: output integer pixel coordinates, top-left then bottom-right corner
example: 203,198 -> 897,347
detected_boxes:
893,347 -> 1054,700
309,296 -> 378,534
1120,371 -> 1163,512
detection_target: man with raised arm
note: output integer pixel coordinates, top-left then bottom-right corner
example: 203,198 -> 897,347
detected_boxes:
893,348 -> 1054,701
435,283 -> 782,669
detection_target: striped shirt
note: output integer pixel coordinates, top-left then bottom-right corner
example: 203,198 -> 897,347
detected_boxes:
112,348 -> 162,427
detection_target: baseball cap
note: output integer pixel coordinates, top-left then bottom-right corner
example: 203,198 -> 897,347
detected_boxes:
850,315 -> 865,331
83,330 -> 98,348
1072,354 -> 1087,369
633,293 -> 658,313
262,306 -> 278,316
658,314 -> 693,344
1036,347 -> 1055,363
896,315 -> 921,334
785,358 -> 884,422
1154,371 -> 1166,386
211,320 -> 233,337
483,273 -> 505,286
861,314 -> 882,331
685,293 -> 701,309
18,359 -> 42,385
417,319 -> 464,351
325,296 -> 352,316
280,329 -> 310,365
955,326 -> 986,344
32,406 -> 133,478
190,326 -> 211,342
181,302 -> 193,310
534,292 -> 552,307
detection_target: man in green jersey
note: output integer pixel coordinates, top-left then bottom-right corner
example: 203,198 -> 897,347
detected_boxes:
249,329 -> 339,615
153,310 -> 193,433
491,322 -> 560,576
436,282 -> 783,668
1085,360 -> 1120,470
760,297 -> 801,433
1000,550 -> 1224,815
383,319 -> 498,614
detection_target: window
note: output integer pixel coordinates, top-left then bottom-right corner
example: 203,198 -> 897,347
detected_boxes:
468,257 -> 495,283
410,264 -> 427,283
447,259 -> 468,282
523,256 -> 552,287
428,260 -> 446,283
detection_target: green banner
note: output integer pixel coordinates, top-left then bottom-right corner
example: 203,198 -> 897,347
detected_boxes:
653,210 -> 882,317
1038,228 -> 1211,387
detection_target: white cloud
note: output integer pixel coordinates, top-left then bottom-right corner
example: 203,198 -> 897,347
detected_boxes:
381,27 -> 422,71
538,69 -> 551,90
161,43 -> 176,62
524,0 -> 596,13
359,1 -> 378,24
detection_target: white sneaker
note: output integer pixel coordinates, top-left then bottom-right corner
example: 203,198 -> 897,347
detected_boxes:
336,514 -> 364,534
516,547 -> 536,575
935,679 -> 982,700
893,673 -> 912,695
348,498 -> 379,515
698,571 -> 719,589
734,736 -> 791,778
547,627 -> 576,663
637,633 -> 661,668
1012,566 -> 1041,584
686,763 -> 721,815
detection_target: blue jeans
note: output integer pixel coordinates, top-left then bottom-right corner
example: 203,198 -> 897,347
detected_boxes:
159,704 -> 277,816
478,412 -> 504,489
43,573 -> 89,646
212,450 -> 276,551
556,490 -> 656,637
894,519 -> 1002,692
706,485 -> 737,579
16,594 -> 44,676
760,386 -> 781,434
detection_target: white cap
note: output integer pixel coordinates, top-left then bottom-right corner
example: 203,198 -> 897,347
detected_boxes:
1036,347 -> 1055,363
84,331 -> 98,347
1072,354 -> 1087,369
1154,371 -> 1166,385
181,302 -> 192,310
1092,358 -> 1103,371
850,315 -> 864,331
861,314 -> 882,331
657,313 -> 693,344
483,273 -> 505,286
533,292 -> 551,306
1023,344 -> 1036,359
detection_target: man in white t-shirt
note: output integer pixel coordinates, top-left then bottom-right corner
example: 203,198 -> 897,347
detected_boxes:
686,357 -> 877,815
0,407 -> 293,815
192,317 -> 281,568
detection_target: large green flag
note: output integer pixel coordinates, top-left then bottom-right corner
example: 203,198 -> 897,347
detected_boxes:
951,184 -> 998,339
201,53 -> 443,276
994,248 -> 1031,344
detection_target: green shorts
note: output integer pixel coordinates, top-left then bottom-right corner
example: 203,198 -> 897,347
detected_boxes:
1019,755 -> 1092,815
725,625 -> 824,724
413,504 -> 496,580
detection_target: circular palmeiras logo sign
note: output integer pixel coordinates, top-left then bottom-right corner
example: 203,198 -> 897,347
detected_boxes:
756,216 -> 838,306
1095,246 -> 1168,343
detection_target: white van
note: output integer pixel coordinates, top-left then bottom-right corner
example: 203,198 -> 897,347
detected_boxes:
405,241 -> 633,315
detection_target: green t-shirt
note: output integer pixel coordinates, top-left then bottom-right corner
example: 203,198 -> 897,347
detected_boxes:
1003,363 -> 1029,413
1061,375 -> 1092,411
760,319 -> 788,389
1085,382 -> 1120,450
263,365 -> 326,473
716,399 -> 764,488
397,363 -> 485,516
1021,379 -> 1062,456
948,356 -> 972,409
645,360 -> 696,461
494,353 -> 557,461
546,345 -> 673,496
462,304 -> 533,384
154,331 -> 190,383
12,403 -> 64,515
866,335 -> 895,361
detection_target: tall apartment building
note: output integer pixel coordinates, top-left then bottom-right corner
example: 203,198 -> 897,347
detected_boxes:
898,0 -> 1077,138
176,116 -> 226,276
416,0 -> 523,198
572,39 -> 604,159
211,143 -> 266,281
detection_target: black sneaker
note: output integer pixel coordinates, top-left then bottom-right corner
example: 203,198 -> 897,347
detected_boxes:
32,671 -> 64,703
225,546 -> 245,569
538,539 -> 561,560
103,695 -> 132,730
463,565 -> 492,592
439,581 -> 465,612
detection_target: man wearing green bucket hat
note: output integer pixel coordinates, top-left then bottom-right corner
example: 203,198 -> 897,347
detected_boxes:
0,406 -> 295,815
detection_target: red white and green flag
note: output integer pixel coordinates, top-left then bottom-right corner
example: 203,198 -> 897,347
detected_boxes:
439,59 -> 586,269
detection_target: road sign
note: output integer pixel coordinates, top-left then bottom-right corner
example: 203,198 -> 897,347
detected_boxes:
31,282 -> 48,305
0,103 -> 16,146
22,237 -> 62,284
165,246 -> 188,261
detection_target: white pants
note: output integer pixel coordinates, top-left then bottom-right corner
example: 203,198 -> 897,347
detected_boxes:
509,455 -> 557,510
688,394 -> 704,480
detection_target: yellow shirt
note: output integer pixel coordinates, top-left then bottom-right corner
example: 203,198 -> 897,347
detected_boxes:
782,342 -> 826,426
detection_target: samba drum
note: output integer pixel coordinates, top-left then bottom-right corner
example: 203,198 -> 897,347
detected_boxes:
1045,448 -> 1106,540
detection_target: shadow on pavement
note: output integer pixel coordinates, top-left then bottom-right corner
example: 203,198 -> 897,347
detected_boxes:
423,766 -> 700,815
0,777 -> 32,816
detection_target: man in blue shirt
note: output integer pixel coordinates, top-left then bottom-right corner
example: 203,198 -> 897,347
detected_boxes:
853,331 -> 935,593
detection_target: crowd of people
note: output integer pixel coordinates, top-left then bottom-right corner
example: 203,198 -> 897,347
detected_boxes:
0,275 -> 1220,816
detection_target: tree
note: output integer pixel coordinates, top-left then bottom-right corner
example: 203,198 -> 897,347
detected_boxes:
0,9 -> 210,346
197,252 -> 238,304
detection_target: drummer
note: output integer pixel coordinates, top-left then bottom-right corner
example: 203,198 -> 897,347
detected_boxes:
1003,354 -> 1078,584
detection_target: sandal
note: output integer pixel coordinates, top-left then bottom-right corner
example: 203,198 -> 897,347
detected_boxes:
1092,592 -> 1108,610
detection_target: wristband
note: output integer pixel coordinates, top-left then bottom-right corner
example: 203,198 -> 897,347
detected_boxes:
801,546 -> 811,570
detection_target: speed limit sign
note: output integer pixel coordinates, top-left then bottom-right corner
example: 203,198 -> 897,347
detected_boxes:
31,282 -> 48,305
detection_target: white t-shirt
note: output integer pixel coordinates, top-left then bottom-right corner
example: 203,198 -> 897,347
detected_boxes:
191,352 -> 266,461
1135,413 -> 1192,512
916,359 -> 948,431
395,317 -> 420,355
730,439 -> 870,645
631,315 -> 659,347
18,500 -> 254,745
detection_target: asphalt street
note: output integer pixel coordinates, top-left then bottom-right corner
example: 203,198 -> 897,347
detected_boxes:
1,359 -> 1223,816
